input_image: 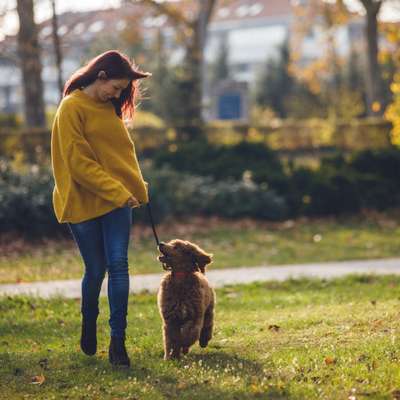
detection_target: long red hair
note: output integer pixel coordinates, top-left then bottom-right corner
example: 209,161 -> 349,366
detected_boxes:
63,50 -> 150,120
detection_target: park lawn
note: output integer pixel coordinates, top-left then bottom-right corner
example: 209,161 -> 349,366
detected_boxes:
0,214 -> 399,284
1,275 -> 400,399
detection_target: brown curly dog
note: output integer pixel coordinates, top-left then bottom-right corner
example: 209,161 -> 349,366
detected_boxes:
157,239 -> 215,360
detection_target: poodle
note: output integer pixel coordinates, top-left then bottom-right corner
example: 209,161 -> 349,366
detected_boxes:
157,239 -> 215,360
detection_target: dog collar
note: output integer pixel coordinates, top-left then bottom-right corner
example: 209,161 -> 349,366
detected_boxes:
172,271 -> 192,279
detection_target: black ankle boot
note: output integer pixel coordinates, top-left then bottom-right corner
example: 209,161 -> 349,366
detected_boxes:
80,317 -> 97,356
109,336 -> 130,367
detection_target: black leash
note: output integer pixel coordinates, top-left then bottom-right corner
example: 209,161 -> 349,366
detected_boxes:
146,201 -> 170,271
146,201 -> 160,247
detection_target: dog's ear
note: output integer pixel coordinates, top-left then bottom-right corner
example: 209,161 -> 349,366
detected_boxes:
196,253 -> 213,274
188,242 -> 213,274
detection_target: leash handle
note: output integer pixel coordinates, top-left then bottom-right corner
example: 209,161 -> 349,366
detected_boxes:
146,201 -> 160,247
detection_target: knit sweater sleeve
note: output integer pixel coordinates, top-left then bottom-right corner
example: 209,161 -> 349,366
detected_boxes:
55,99 -> 132,207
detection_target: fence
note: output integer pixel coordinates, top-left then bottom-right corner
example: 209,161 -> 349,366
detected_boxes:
0,118 -> 393,163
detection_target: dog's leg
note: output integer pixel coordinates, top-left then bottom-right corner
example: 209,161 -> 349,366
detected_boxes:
181,318 -> 203,353
199,303 -> 214,348
163,322 -> 182,360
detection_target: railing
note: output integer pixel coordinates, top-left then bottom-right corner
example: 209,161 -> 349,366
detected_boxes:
0,118 -> 393,163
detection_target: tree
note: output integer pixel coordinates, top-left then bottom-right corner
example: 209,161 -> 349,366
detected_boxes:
211,39 -> 229,84
289,0 -> 366,119
132,0 -> 218,140
358,0 -> 386,115
384,22 -> 400,145
256,41 -> 294,118
16,0 -> 46,128
50,0 -> 63,101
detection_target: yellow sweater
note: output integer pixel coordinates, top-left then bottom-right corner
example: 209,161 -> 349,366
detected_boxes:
51,88 -> 148,223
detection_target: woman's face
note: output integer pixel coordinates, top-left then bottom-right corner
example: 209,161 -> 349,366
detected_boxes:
97,78 -> 130,102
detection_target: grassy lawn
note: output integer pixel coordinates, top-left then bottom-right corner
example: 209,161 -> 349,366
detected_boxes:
0,213 -> 399,284
1,275 -> 400,399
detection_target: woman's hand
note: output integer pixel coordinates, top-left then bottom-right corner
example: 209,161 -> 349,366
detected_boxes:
125,196 -> 140,208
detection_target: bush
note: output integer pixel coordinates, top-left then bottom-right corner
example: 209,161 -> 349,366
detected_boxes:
305,172 -> 362,216
140,166 -> 288,222
1,147 -> 400,237
349,150 -> 400,209
0,113 -> 20,129
0,159 -> 63,237
287,150 -> 400,215
349,149 -> 400,182
0,160 -> 288,237
153,140 -> 288,189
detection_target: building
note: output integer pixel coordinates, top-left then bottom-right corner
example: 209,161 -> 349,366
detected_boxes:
0,0 -> 365,118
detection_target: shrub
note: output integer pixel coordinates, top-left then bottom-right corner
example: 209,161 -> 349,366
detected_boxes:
0,160 -> 288,237
153,140 -> 287,189
305,172 -> 361,216
0,159 -> 63,237
0,113 -> 20,129
288,149 -> 400,214
141,166 -> 288,221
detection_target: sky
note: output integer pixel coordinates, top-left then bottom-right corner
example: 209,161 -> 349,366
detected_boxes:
1,0 -> 399,41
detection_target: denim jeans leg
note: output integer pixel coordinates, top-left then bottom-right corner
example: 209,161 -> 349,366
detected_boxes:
68,218 -> 107,321
101,206 -> 132,338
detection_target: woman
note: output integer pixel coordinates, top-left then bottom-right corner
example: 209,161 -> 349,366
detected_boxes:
51,50 -> 151,367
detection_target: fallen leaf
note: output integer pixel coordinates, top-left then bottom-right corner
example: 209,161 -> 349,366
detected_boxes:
324,357 -> 336,365
392,389 -> 400,400
31,374 -> 45,385
268,324 -> 281,332
177,382 -> 187,390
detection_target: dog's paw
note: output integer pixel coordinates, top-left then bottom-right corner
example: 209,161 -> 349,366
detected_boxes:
199,334 -> 211,348
164,350 -> 181,360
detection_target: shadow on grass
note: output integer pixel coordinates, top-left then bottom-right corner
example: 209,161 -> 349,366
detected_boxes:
0,346 -> 296,399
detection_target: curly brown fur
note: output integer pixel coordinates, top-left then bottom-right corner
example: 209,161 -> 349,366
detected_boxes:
157,239 -> 215,360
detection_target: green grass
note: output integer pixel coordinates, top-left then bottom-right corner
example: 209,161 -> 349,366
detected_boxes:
1,275 -> 400,399
0,214 -> 400,284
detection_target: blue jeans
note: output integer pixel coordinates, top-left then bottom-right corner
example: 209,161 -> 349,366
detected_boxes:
68,207 -> 132,338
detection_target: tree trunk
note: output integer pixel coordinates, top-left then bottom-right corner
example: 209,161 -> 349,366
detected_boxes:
361,0 -> 384,116
138,0 -> 216,141
16,0 -> 46,128
177,0 -> 217,140
178,32 -> 204,140
51,0 -> 63,101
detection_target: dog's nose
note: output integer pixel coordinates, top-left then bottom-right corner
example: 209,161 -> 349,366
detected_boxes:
158,242 -> 166,250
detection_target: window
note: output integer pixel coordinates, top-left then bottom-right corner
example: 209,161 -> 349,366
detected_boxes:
88,21 -> 105,33
72,23 -> 85,35
116,20 -> 127,31
249,3 -> 264,16
235,5 -> 250,17
217,7 -> 230,18
57,25 -> 68,36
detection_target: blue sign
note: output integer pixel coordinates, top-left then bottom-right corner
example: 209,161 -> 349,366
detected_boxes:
217,92 -> 242,120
